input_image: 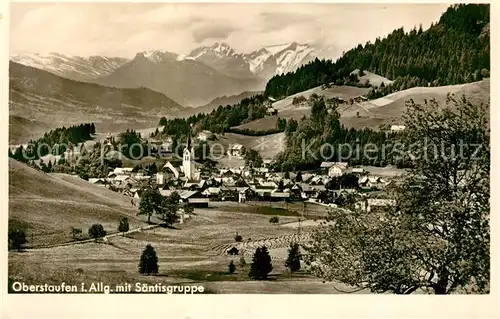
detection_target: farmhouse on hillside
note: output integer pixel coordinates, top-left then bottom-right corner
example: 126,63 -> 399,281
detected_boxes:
196,130 -> 212,142
266,106 -> 278,116
227,144 -> 244,158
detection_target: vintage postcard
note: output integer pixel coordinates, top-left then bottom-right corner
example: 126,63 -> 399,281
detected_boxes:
2,1 -> 497,318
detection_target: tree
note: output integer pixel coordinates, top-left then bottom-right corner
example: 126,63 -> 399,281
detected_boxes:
118,217 -> 129,236
285,242 -> 301,273
234,233 -> 243,242
158,192 -> 180,227
70,227 -> 82,240
249,246 -> 273,280
88,224 -> 106,242
269,216 -> 279,224
295,171 -> 303,182
139,188 -> 162,224
228,260 -> 236,274
305,95 -> 490,294
244,149 -> 263,168
138,244 -> 159,275
8,228 -> 27,251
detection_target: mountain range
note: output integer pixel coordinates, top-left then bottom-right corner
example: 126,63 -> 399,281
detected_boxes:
10,42 -> 316,106
9,61 -> 184,144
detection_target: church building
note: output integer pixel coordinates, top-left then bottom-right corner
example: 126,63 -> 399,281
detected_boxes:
182,134 -> 200,180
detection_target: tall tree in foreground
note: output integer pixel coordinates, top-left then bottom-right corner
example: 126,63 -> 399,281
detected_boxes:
249,246 -> 273,280
305,95 -> 490,294
138,244 -> 159,275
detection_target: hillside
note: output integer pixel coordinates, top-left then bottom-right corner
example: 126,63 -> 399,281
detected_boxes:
9,115 -> 51,145
9,61 -> 185,143
236,79 -> 489,133
350,69 -> 393,87
188,91 -> 262,116
8,158 -> 145,246
339,78 -> 490,130
265,4 -> 490,99
92,51 -> 264,106
235,84 -> 370,132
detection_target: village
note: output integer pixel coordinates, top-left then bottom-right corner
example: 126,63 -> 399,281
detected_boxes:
84,129 -> 403,222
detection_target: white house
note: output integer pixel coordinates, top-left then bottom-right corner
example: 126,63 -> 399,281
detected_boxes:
113,167 -> 134,175
266,107 -> 278,116
156,173 -> 165,185
227,144 -> 244,158
356,198 -> 396,212
390,125 -> 406,132
328,163 -> 348,177
196,130 -> 212,142
351,167 -> 365,174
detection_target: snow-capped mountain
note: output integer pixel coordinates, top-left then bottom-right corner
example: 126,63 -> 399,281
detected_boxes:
248,42 -> 315,77
10,52 -> 130,81
92,49 -> 263,106
10,41 -> 316,107
187,42 -> 316,80
187,43 -> 254,79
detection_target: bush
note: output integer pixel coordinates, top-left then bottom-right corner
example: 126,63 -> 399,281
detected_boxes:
88,224 -> 106,242
118,217 -> 129,236
269,216 -> 279,224
138,244 -> 159,275
70,227 -> 83,240
285,242 -> 301,273
228,260 -> 236,274
234,233 -> 243,242
8,228 -> 27,251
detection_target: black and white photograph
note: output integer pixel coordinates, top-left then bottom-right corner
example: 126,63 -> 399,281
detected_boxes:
4,1 -> 494,309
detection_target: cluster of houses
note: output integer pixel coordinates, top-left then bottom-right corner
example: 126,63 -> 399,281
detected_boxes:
82,130 -> 398,215
89,136 -> 397,212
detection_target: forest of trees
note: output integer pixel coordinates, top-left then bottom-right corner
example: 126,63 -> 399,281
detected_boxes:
155,94 -> 268,145
9,123 -> 95,162
264,4 -> 490,99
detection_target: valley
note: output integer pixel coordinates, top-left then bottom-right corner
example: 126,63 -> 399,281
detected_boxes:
7,3 -> 491,300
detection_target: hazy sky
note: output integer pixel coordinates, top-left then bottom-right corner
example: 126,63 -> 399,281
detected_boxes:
10,3 -> 450,59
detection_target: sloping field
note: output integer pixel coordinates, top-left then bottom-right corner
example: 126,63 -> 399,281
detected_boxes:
9,115 -> 51,145
214,132 -> 285,160
8,158 -> 145,246
8,205 -> 347,294
272,84 -> 370,111
247,79 -> 490,132
340,79 -> 490,130
351,69 -> 393,87
236,85 -> 370,132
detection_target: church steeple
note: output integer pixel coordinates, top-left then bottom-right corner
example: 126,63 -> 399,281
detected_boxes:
183,132 -> 194,180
